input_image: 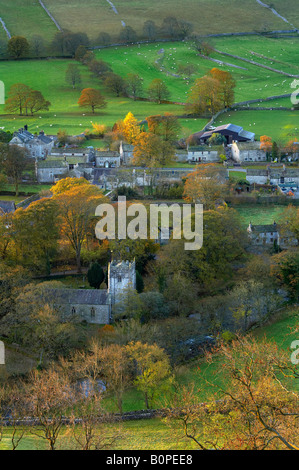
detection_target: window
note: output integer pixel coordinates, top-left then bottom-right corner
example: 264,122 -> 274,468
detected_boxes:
117,276 -> 122,283
71,307 -> 76,315
91,307 -> 95,318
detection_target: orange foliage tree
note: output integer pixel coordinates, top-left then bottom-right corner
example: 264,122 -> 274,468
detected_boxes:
78,88 -> 107,114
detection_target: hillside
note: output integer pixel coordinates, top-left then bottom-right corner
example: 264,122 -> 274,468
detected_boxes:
0,0 -> 298,42
0,36 -> 298,142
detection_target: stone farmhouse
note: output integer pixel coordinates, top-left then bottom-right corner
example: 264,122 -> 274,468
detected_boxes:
36,160 -> 68,183
95,150 -> 121,168
186,146 -> 220,163
231,141 -> 267,163
246,167 -> 299,188
119,141 -> 134,165
51,260 -> 136,324
247,222 -> 297,249
10,128 -> 55,159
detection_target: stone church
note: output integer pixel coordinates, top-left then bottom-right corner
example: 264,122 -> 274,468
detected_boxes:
52,260 -> 136,325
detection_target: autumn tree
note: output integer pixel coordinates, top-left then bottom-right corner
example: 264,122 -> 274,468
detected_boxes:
70,390 -> 121,450
279,205 -> 299,244
12,198 -> 60,274
74,45 -> 88,62
5,83 -> 31,115
122,112 -> 141,144
8,36 -> 29,59
132,132 -> 175,167
52,178 -> 107,272
271,249 -> 299,300
148,79 -> 170,104
65,64 -> 82,89
0,211 -> 13,260
191,35 -> 214,56
126,341 -> 174,409
0,143 -> 29,196
25,90 -> 51,115
146,113 -> 181,143
156,207 -> 246,295
69,340 -> 131,414
186,75 -> 222,115
51,176 -> 89,195
24,368 -> 76,450
208,68 -> 236,108
183,165 -> 228,209
78,88 -> 107,114
99,344 -> 131,414
260,135 -> 273,154
209,336 -> 299,449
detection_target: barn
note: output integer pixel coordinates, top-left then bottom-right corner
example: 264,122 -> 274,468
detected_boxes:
192,123 -> 255,145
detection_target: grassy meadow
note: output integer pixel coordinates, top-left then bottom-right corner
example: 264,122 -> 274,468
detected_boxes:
0,0 -> 57,41
0,35 -> 297,141
20,0 -> 296,41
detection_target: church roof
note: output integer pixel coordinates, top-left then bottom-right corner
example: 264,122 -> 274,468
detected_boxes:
51,288 -> 108,305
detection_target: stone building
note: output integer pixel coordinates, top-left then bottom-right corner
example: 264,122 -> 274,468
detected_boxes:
231,141 -> 267,163
95,150 -> 121,168
247,222 -> 297,249
51,260 -> 136,324
247,222 -> 279,247
187,146 -> 220,163
119,142 -> 134,165
10,128 -> 55,159
246,167 -> 299,188
35,160 -> 68,183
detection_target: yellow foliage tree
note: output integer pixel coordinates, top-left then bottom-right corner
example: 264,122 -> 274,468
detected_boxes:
122,112 -> 141,144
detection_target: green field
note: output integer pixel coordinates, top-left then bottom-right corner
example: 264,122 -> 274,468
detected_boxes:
0,0 -> 57,41
232,204 -> 288,227
0,35 -> 298,140
214,108 -> 299,142
0,0 -> 295,42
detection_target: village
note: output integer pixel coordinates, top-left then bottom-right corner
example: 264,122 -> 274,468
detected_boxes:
0,0 -> 298,452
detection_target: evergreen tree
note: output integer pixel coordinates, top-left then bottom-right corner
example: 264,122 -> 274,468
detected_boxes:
87,262 -> 105,289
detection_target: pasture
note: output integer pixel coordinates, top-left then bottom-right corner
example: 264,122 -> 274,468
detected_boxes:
0,36 -> 297,141
0,0 -> 296,42
0,0 -> 57,41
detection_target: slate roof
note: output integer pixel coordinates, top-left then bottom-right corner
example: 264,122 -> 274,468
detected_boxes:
49,288 -> 108,305
0,201 -> 16,215
248,223 -> 279,233
11,129 -> 53,145
197,123 -> 255,141
37,160 -> 67,169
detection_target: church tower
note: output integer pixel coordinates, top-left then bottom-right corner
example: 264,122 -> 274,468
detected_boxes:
108,260 -> 136,304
